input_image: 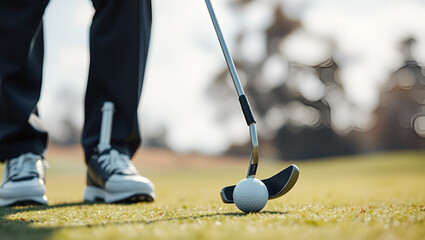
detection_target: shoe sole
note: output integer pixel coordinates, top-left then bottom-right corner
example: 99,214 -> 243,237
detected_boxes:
0,195 -> 48,207
83,185 -> 155,203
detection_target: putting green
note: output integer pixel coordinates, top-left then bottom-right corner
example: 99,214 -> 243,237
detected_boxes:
0,148 -> 424,240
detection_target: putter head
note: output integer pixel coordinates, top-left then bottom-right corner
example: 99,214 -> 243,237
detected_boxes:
220,164 -> 300,203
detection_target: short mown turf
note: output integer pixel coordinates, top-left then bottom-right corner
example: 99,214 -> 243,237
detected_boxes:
1,150 -> 424,240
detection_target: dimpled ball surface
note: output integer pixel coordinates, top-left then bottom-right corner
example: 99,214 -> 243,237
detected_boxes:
233,177 -> 269,213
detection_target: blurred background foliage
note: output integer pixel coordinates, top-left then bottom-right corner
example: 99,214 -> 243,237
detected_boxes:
207,0 -> 425,160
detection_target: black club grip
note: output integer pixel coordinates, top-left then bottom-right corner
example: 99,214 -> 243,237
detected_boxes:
239,95 -> 256,125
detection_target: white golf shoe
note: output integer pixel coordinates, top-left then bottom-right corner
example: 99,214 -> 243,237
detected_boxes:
0,153 -> 48,207
83,149 -> 155,203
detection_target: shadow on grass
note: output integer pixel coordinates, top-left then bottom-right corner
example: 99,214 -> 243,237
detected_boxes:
0,202 -> 289,240
0,202 -> 96,240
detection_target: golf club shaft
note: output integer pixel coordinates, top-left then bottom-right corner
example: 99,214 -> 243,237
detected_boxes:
98,102 -> 115,153
248,124 -> 259,176
204,0 -> 244,96
204,0 -> 259,177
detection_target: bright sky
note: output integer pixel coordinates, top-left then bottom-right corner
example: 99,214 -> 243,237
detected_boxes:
40,0 -> 425,154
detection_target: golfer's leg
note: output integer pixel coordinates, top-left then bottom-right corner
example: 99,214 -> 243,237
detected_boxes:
0,1 -> 50,161
83,0 -> 152,162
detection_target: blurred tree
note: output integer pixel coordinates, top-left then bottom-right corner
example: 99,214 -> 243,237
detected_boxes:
378,38 -> 425,149
208,2 -> 425,160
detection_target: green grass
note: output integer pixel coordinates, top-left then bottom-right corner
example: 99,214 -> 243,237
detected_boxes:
1,150 -> 424,240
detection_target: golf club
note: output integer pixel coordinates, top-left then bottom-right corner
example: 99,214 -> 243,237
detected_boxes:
204,0 -> 300,204
98,101 -> 115,153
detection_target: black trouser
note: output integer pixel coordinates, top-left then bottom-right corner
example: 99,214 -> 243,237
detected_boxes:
0,0 -> 152,163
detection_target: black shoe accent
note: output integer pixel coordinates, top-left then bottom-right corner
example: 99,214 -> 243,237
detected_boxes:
86,151 -> 113,188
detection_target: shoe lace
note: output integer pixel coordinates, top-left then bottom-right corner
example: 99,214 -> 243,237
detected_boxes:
97,150 -> 138,175
7,153 -> 45,181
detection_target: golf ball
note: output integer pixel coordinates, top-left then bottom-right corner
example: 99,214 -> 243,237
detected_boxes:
233,177 -> 269,213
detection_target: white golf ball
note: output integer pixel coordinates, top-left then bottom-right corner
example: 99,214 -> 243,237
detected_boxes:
233,177 -> 269,213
